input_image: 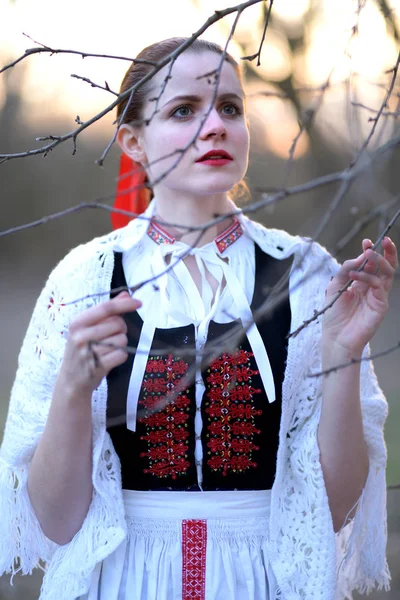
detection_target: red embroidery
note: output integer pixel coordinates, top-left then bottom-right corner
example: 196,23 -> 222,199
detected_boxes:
205,350 -> 262,476
182,520 -> 207,600
147,218 -> 243,253
147,221 -> 176,245
138,354 -> 191,479
47,293 -> 65,320
215,219 -> 243,253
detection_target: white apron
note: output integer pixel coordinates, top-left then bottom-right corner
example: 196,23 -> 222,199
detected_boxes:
80,489 -> 277,600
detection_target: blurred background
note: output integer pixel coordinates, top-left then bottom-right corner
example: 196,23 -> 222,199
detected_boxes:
0,0 -> 399,597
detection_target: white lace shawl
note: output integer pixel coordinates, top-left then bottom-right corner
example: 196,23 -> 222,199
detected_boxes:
0,206 -> 390,599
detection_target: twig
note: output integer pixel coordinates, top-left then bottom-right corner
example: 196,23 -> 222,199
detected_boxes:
351,101 -> 400,119
282,1 -> 367,186
0,35 -> 156,76
241,0 -> 273,66
0,0 -> 263,164
335,195 -> 400,253
309,340 -> 400,378
70,74 -> 118,96
2,130 -> 400,239
289,206 -> 400,339
350,49 -> 400,167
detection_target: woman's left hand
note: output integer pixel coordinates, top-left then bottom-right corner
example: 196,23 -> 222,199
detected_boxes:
322,237 -> 398,356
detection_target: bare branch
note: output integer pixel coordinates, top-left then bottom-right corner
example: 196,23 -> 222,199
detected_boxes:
351,101 -> 400,119
0,0 -> 263,164
242,0 -> 273,66
309,340 -> 400,378
289,206 -> 400,339
1,130 -> 400,240
70,74 -> 118,96
335,195 -> 400,253
282,3 -> 367,186
350,49 -> 400,167
0,34 -> 156,76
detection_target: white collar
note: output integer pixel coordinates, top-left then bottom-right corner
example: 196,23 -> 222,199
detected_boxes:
114,197 -> 301,261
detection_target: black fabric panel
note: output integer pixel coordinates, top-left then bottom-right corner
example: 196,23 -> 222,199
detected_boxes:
200,244 -> 292,490
107,253 -> 198,490
107,245 -> 293,491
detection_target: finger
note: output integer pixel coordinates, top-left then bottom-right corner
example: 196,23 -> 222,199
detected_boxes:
69,315 -> 127,347
362,238 -> 373,252
71,293 -> 142,330
329,254 -> 365,287
84,331 -> 129,379
363,249 -> 380,274
382,236 -> 399,270
91,334 -> 130,372
365,249 -> 395,279
348,270 -> 382,290
88,332 -> 128,357
98,347 -> 130,372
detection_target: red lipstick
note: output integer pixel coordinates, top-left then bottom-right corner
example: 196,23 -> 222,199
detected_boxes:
196,149 -> 233,166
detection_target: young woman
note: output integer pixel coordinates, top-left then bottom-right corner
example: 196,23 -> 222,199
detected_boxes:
0,38 -> 397,600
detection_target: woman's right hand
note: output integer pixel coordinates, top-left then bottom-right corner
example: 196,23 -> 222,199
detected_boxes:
57,291 -> 141,398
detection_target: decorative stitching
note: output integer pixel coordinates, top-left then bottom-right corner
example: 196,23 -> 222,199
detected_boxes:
182,519 -> 207,600
214,220 -> 243,253
147,221 -> 176,245
205,349 -> 262,476
138,354 -> 191,480
146,218 -> 243,252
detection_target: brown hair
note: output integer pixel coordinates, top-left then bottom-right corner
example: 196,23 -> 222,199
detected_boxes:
116,37 -> 242,125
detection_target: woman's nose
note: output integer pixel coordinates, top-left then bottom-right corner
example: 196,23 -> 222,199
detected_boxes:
199,107 -> 227,139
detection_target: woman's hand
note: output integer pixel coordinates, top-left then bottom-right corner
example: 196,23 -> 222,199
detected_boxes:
57,291 -> 141,397
322,237 -> 398,357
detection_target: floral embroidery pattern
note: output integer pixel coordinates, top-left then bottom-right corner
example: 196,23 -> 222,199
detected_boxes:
215,220 -> 243,253
205,349 -> 262,475
147,218 -> 243,252
147,221 -> 175,245
47,291 -> 65,321
138,354 -> 191,479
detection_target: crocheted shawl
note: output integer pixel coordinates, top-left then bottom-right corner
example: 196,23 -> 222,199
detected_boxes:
0,203 -> 390,599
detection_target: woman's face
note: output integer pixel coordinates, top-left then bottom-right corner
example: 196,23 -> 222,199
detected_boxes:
135,50 -> 250,199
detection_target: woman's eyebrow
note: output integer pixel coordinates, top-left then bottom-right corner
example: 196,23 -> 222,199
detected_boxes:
162,92 -> 244,108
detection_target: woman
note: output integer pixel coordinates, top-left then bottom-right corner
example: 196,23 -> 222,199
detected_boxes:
0,38 -> 397,600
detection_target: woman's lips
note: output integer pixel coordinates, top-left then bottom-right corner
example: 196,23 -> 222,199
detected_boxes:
195,150 -> 233,166
197,158 -> 232,166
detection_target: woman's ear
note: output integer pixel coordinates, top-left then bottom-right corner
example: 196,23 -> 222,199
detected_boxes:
116,124 -> 147,165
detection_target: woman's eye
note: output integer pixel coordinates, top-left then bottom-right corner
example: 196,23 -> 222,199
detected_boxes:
221,103 -> 239,116
171,105 -> 192,118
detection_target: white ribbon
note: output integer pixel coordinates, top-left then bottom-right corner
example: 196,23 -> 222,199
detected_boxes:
126,242 -> 275,432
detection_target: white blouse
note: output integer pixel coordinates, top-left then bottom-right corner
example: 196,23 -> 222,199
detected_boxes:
122,216 -> 276,488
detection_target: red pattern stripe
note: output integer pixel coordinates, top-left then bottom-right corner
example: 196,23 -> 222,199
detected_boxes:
182,519 -> 207,600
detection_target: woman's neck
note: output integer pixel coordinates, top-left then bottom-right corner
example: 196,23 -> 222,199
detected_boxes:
152,192 -> 235,247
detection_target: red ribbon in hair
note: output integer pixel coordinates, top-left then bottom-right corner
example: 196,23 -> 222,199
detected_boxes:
111,153 -> 149,230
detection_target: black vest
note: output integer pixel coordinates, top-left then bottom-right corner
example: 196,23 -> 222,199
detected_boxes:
107,243 -> 292,491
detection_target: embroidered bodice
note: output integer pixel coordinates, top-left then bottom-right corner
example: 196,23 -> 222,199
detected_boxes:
107,238 -> 292,491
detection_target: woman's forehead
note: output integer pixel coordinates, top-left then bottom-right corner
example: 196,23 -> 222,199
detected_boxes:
147,51 -> 243,104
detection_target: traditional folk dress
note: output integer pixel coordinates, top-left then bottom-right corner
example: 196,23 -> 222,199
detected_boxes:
81,218 -> 291,599
0,199 -> 391,600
